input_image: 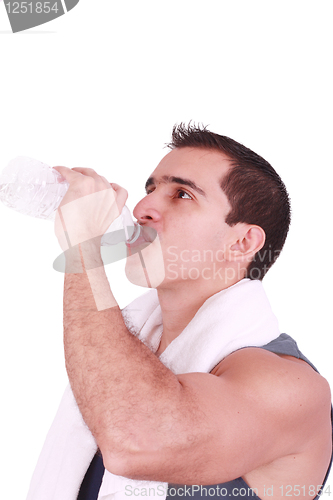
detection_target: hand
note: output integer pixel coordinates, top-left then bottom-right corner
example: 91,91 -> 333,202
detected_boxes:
53,166 -> 128,252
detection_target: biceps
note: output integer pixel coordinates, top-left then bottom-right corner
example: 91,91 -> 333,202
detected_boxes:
111,372 -> 284,485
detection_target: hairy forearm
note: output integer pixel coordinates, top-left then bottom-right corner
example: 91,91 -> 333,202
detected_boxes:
63,243 -> 183,462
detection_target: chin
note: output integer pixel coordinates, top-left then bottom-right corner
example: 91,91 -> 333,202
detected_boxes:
125,257 -> 152,288
125,240 -> 166,288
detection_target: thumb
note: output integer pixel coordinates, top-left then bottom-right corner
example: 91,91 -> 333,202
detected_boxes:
111,183 -> 128,212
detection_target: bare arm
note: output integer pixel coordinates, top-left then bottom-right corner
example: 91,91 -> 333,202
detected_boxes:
54,165 -> 331,485
63,242 -> 188,472
62,244 -> 331,485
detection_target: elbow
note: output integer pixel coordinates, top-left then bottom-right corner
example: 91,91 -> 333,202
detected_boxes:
102,451 -> 132,478
100,436 -> 160,479
99,440 -> 146,479
102,450 -> 150,480
97,437 -> 133,477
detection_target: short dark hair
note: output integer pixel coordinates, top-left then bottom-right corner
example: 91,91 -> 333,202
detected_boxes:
167,122 -> 291,280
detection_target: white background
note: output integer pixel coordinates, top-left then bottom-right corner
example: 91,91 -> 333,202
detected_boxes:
0,1 -> 332,498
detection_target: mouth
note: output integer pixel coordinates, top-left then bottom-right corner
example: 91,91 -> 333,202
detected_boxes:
141,225 -> 157,243
127,225 -> 158,252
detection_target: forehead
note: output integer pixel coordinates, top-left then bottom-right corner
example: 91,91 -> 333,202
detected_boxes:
150,147 -> 232,190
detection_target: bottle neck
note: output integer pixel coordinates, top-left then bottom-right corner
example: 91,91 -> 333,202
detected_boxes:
125,222 -> 141,244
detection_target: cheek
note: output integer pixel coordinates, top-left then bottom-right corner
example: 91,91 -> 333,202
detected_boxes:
191,222 -> 228,252
211,226 -> 229,249
162,215 -> 229,263
125,237 -> 165,288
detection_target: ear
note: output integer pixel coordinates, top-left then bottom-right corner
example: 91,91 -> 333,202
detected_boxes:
227,224 -> 266,263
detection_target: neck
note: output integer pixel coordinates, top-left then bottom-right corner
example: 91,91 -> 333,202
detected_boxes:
155,277 -> 242,355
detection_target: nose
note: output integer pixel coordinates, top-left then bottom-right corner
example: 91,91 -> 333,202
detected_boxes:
133,192 -> 162,225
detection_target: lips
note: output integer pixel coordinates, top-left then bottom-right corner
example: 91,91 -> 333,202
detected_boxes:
127,225 -> 157,252
141,225 -> 157,243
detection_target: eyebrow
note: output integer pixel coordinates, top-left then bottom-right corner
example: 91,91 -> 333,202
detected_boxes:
145,175 -> 206,197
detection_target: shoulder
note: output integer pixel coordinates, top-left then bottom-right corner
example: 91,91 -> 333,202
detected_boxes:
213,346 -> 331,442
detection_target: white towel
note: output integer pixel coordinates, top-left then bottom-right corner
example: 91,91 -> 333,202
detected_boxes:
26,278 -> 280,500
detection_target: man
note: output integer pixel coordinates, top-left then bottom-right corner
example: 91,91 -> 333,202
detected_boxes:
28,124 -> 332,500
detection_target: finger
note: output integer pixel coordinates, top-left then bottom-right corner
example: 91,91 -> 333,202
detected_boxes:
53,166 -> 109,189
71,167 -> 96,173
70,167 -> 99,179
53,166 -> 82,182
99,175 -> 112,186
111,183 -> 128,208
70,167 -> 110,186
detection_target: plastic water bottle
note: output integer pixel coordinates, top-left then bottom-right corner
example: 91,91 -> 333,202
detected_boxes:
0,156 -> 141,246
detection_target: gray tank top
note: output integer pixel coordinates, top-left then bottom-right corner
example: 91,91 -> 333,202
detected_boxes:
166,333 -> 333,500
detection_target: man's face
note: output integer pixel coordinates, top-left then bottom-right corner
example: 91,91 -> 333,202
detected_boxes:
125,147 -> 240,290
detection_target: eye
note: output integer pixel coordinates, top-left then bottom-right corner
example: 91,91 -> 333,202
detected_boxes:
145,186 -> 193,200
175,189 -> 192,200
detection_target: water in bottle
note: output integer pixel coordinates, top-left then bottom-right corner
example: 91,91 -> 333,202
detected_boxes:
0,156 -> 141,246
0,156 -> 69,221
